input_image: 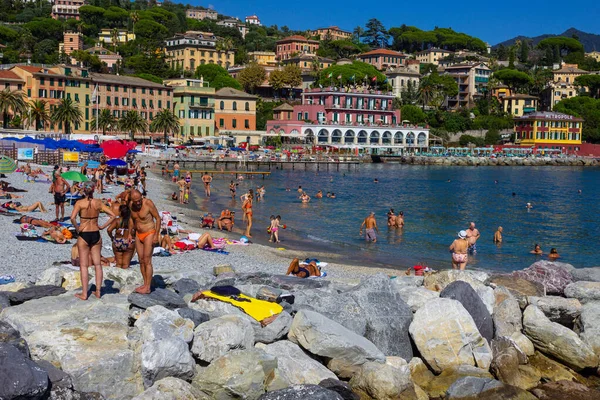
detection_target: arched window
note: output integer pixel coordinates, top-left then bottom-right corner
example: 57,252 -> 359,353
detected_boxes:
220,101 -> 224,110
245,102 -> 250,111
232,101 -> 237,111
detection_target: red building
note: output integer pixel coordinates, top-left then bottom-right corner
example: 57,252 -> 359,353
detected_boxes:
276,35 -> 319,61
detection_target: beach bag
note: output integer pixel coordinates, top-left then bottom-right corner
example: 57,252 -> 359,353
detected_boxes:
61,228 -> 73,239
256,286 -> 282,303
210,285 -> 240,296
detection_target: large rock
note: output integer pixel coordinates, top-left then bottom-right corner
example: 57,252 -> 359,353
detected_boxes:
0,343 -> 49,400
491,291 -> 535,356
418,365 -> 492,399
104,267 -> 144,287
528,296 -> 582,327
135,305 -> 195,343
319,378 -> 359,400
531,380 -> 600,400
176,308 -> 209,328
489,275 -> 545,308
259,340 -> 337,389
0,320 -> 30,357
293,274 -> 414,360
132,377 -> 208,400
564,281 -> 600,304
258,385 -> 343,400
522,305 -> 598,371
192,348 -> 277,399
490,338 -> 540,390
446,376 -> 537,400
578,301 -> 600,357
128,288 -> 187,310
0,281 -> 32,292
512,260 -> 574,295
571,267 -> 600,282
141,338 -> 195,389
409,298 -> 492,373
171,278 -> 201,296
36,359 -> 73,389
288,310 -> 385,378
528,352 -> 588,384
349,361 -> 413,400
36,267 -> 65,286
1,293 -> 143,399
191,315 -> 255,363
423,270 -> 489,291
0,292 -> 9,312
440,281 -> 494,342
395,285 -> 439,312
7,285 -> 66,305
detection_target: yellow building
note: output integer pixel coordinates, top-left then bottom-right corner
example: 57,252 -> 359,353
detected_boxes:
165,31 -> 235,71
544,63 -> 589,108
502,94 -> 538,117
248,51 -> 277,67
164,78 -> 215,143
281,55 -> 333,71
415,48 -> 453,65
514,111 -> 582,147
310,26 -> 352,41
99,29 -> 136,46
585,51 -> 600,62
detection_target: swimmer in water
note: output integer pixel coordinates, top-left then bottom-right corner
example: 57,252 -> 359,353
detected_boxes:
493,226 -> 503,243
297,186 -> 303,193
326,192 -> 331,198
395,211 -> 404,228
512,192 -> 516,196
530,244 -> 543,255
526,202 -> 533,209
374,178 -> 379,183
330,193 -> 336,199
548,248 -> 560,260
300,192 -> 311,203
494,180 -> 498,184
578,190 -> 582,194
316,190 -> 323,199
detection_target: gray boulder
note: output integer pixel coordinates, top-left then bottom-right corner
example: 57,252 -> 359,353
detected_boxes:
440,281 -> 494,342
423,270 -> 489,291
8,285 -> 66,305
0,343 -> 49,400
258,385 -> 343,400
579,301 -> 600,357
260,340 -> 337,389
492,294 -> 535,356
395,285 -> 439,312
409,298 -> 492,373
288,310 -> 385,378
0,292 -> 9,312
131,377 -> 207,400
254,311 -> 293,344
103,267 -> 143,287
564,281 -> 600,304
319,378 -> 359,400
528,296 -> 582,327
349,361 -> 413,400
446,376 -> 537,400
176,308 -> 209,328
571,267 -> 600,282
141,338 -> 195,388
192,348 -> 277,399
134,305 -> 195,343
523,305 -> 598,371
128,288 -> 187,310
490,338 -> 540,390
36,268 -> 64,287
489,275 -> 545,308
37,359 -> 73,389
191,315 -> 255,363
171,278 -> 201,296
0,320 -> 30,357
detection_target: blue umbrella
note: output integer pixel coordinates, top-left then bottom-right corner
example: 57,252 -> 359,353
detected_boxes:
127,149 -> 141,154
106,159 -> 127,167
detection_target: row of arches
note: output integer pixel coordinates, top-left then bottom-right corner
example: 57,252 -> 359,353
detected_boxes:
308,129 -> 427,145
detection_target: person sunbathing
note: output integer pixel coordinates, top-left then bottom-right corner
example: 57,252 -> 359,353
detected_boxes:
20,215 -> 54,228
4,201 -> 47,213
286,258 -> 321,278
0,191 -> 23,199
43,226 -> 67,244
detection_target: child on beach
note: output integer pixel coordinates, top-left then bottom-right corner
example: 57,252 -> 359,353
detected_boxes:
269,215 -> 281,243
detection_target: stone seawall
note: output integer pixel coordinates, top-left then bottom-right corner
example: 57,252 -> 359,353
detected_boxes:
395,156 -> 599,167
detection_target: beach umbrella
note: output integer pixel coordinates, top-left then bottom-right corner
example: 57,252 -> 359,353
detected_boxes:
106,159 -> 127,167
127,149 -> 141,154
0,155 -> 17,174
61,171 -> 89,182
101,140 -> 129,159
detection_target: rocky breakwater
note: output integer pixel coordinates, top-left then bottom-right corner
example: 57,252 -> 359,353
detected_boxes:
398,155 -> 599,167
1,263 -> 600,399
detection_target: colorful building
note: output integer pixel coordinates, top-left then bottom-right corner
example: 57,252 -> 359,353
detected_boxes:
276,36 -> 319,61
265,87 -> 430,153
0,70 -> 24,92
245,15 -> 261,26
310,26 -> 352,41
51,0 -> 84,20
357,49 -> 407,71
98,29 -> 136,46
59,32 -> 83,56
214,87 -> 259,144
216,19 -> 247,39
415,48 -> 453,65
442,62 -> 491,109
85,46 -> 122,72
248,51 -> 277,67
280,55 -> 334,72
542,63 -> 588,109
513,111 -> 583,153
386,65 -> 421,99
490,84 -> 511,101
502,94 -> 538,117
164,78 -> 215,143
186,8 -> 218,20
165,31 -> 235,71
586,51 -> 600,62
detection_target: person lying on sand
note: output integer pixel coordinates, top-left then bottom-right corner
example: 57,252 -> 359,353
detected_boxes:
19,215 -> 54,228
43,226 -> 67,244
4,201 -> 47,212
0,191 -> 23,199
286,258 -> 321,278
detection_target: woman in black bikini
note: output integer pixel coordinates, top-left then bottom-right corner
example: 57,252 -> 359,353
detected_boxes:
70,185 -> 115,300
107,204 -> 136,269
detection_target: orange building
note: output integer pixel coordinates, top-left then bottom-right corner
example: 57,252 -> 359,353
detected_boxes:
214,87 -> 260,143
357,49 -> 407,70
276,35 -> 319,61
0,70 -> 24,92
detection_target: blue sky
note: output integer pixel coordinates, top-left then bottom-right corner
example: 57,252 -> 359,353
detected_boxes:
191,0 -> 599,45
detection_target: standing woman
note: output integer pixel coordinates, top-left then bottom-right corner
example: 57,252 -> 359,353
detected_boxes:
107,204 -> 136,269
70,185 -> 115,300
242,192 -> 253,238
449,230 -> 469,270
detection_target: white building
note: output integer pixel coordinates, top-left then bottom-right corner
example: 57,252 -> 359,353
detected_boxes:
245,15 -> 261,26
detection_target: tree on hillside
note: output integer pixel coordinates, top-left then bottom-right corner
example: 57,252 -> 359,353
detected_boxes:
237,63 -> 266,94
554,96 -> 600,142
537,37 -> 584,55
400,80 -> 420,105
418,72 -> 458,110
353,26 -> 364,43
493,69 -> 533,94
529,68 -> 554,97
519,40 -> 530,63
574,75 -> 600,99
195,64 -> 242,90
364,18 -> 389,48
70,50 -> 104,72
317,40 -> 365,60
495,44 -> 508,61
314,61 -> 387,88
282,64 -> 302,88
400,104 -> 427,124
268,69 -> 286,97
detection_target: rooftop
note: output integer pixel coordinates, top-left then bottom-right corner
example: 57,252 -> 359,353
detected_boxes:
314,26 -> 351,33
273,103 -> 294,111
215,87 -> 258,99
282,54 -> 334,63
504,94 -> 538,100
516,111 -> 583,121
416,47 -> 453,55
0,70 -> 24,81
276,35 -> 318,44
554,65 -> 588,74
386,67 -> 420,76
89,73 -> 169,89
359,49 -> 406,57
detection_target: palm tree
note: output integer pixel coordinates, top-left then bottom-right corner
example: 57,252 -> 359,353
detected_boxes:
111,28 -> 119,52
150,109 -> 180,145
353,26 -> 364,43
119,110 -> 148,141
0,88 -> 26,129
91,108 -> 117,135
51,98 -> 83,135
130,11 -> 139,32
25,100 -> 50,131
216,37 -> 234,53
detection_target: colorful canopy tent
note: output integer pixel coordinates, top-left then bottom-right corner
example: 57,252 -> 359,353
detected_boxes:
0,137 -> 102,152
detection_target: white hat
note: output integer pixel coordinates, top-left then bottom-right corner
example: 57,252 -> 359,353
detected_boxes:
458,230 -> 467,239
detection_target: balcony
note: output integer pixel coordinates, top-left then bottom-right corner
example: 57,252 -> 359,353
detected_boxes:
189,102 -> 214,109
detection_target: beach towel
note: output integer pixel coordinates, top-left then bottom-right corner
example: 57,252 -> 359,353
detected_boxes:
213,238 -> 248,246
0,275 -> 15,285
201,247 -> 229,255
198,290 -> 283,323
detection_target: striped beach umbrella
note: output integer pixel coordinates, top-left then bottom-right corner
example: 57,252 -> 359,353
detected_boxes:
0,155 -> 17,174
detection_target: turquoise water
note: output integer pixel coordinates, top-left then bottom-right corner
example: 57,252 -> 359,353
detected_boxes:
192,165 -> 600,272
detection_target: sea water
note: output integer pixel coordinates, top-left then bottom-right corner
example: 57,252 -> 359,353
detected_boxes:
191,164 -> 600,272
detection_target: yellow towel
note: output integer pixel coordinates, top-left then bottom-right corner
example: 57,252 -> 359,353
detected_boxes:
201,291 -> 283,322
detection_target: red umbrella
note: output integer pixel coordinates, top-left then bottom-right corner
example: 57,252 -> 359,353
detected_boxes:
175,145 -> 186,150
101,140 -> 129,159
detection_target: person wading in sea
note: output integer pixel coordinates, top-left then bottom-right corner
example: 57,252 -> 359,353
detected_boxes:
360,212 -> 379,243
202,172 -> 212,197
130,190 -> 160,294
450,230 -> 469,270
466,222 -> 480,254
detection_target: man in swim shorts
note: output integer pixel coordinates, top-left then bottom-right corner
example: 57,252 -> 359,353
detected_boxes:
466,221 -> 480,254
130,189 -> 160,294
359,212 -> 379,242
51,173 -> 70,221
202,172 -> 212,197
